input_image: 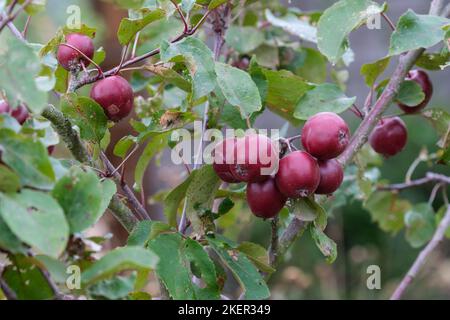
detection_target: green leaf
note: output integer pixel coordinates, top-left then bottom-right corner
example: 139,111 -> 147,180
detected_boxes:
360,57 -> 390,87
52,168 -> 116,233
262,68 -> 313,124
404,203 -> 436,248
416,52 -> 450,70
60,94 -> 108,143
0,31 -> 48,113
317,0 -> 384,64
0,129 -> 55,190
3,254 -> 54,300
395,80 -> 425,107
0,215 -> 27,254
82,246 -> 159,285
88,274 -> 137,300
93,47 -> 107,65
149,233 -> 220,299
421,108 -> 450,149
283,47 -> 327,83
364,191 -> 411,234
0,190 -> 69,258
290,197 -> 328,230
160,37 -> 216,100
225,26 -> 265,53
208,0 -> 227,10
389,10 -> 449,56
113,135 -> 137,158
135,132 -> 170,191
0,164 -> 20,193
294,83 -> 355,120
164,172 -> 196,227
208,236 -> 270,300
265,9 -> 317,43
127,220 -> 172,246
113,0 -> 145,9
117,8 -> 166,45
237,242 -> 275,274
309,224 -> 337,263
185,165 -> 221,235
145,65 -> 192,92
215,62 -> 262,119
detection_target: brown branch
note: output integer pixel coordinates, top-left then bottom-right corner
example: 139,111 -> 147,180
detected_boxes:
381,12 -> 396,31
391,205 -> 450,300
100,152 -> 151,221
377,173 -> 450,191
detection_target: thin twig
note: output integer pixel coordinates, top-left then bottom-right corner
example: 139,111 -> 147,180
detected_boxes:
381,12 -> 396,31
391,205 -> 450,300
0,0 -> 31,33
100,151 -> 151,221
170,0 -> 189,33
22,15 -> 31,38
377,172 -> 450,191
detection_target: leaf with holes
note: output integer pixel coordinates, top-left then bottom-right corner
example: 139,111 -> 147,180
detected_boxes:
160,37 -> 216,100
0,129 -> 55,190
208,236 -> 270,300
0,190 -> 69,258
82,246 -> 159,285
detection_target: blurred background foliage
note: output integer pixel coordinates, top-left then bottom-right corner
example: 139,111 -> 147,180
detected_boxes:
11,0 -> 449,299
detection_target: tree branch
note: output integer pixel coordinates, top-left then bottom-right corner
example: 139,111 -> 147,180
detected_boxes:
100,152 -> 151,221
42,105 -> 140,230
391,205 -> 450,300
377,172 -> 450,191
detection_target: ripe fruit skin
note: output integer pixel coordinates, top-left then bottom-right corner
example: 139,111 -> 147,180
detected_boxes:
247,178 -> 287,219
57,33 -> 95,71
316,159 -> 344,195
213,138 -> 240,183
275,151 -> 320,198
229,134 -> 279,183
369,117 -> 407,158
11,104 -> 30,124
0,100 -> 10,113
398,70 -> 433,114
90,75 -> 134,121
301,112 -> 350,160
47,145 -> 55,155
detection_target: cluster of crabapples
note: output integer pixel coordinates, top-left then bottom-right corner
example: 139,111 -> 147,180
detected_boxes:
56,33 -> 134,121
212,70 -> 433,219
213,112 -> 349,219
